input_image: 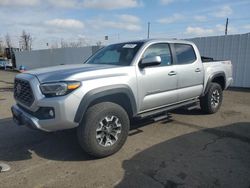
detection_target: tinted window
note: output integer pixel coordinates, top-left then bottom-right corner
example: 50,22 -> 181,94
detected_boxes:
86,42 -> 143,66
143,43 -> 172,66
174,44 -> 196,64
96,50 -> 120,64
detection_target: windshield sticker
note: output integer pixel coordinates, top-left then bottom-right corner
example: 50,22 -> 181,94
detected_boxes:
123,44 -> 137,48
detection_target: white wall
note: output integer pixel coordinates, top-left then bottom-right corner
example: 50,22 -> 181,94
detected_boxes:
189,33 -> 250,88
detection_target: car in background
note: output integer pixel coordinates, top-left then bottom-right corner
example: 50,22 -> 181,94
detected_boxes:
0,59 -> 13,69
0,60 -> 6,69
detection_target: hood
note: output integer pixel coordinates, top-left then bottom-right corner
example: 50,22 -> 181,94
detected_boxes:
26,64 -> 120,83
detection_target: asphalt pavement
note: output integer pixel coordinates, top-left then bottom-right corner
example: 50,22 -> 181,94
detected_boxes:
0,70 -> 249,188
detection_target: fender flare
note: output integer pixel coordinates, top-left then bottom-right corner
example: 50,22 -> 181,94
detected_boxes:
74,84 -> 137,123
203,72 -> 226,95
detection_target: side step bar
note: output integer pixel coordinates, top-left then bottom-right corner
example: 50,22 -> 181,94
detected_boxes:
187,103 -> 200,111
137,99 -> 199,118
153,113 -> 169,122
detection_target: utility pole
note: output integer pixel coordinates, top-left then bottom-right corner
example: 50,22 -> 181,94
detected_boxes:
225,18 -> 229,35
147,22 -> 150,39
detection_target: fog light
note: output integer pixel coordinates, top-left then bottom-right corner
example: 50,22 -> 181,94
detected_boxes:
49,109 -> 54,117
34,107 -> 55,119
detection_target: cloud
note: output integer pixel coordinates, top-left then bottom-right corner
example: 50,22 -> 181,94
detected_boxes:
216,24 -> 237,33
118,14 -> 140,23
0,0 -> 39,6
213,5 -> 232,18
0,0 -> 141,9
91,20 -> 141,31
45,19 -> 84,29
243,24 -> 250,30
185,23 -> 238,37
215,24 -> 225,32
89,14 -> 141,31
160,0 -> 175,5
193,15 -> 207,22
46,0 -> 78,8
82,0 -> 140,10
185,26 -> 214,36
157,13 -> 184,24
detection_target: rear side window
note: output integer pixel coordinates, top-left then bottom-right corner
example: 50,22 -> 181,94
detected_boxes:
174,44 -> 196,64
143,43 -> 172,66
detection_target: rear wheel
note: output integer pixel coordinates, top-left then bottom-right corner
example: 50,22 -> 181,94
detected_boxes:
77,102 -> 130,158
200,83 -> 223,114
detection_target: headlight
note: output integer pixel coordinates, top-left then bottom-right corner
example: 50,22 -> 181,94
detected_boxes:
40,81 -> 81,97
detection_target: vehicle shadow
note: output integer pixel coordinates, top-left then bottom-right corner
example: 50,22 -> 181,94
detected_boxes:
0,117 -> 158,162
115,122 -> 250,188
170,108 -> 206,116
0,118 -> 93,162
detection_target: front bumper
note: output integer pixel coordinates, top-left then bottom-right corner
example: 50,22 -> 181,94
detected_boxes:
11,105 -> 48,131
11,104 -> 79,132
12,73 -> 82,132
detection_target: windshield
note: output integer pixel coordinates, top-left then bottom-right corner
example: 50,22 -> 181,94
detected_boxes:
86,42 -> 143,66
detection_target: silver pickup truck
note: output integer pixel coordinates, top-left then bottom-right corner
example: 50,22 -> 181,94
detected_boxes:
11,39 -> 233,157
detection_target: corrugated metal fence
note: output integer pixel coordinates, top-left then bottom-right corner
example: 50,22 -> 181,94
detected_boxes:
14,35 -> 249,88
14,46 -> 101,70
189,33 -> 250,88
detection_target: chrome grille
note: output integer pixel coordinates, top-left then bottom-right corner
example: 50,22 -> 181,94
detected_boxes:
14,78 -> 34,106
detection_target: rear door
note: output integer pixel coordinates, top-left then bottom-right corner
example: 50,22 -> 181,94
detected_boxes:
136,43 -> 178,112
173,43 -> 204,101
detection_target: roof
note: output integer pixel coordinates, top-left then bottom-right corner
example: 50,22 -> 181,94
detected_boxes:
115,38 -> 195,45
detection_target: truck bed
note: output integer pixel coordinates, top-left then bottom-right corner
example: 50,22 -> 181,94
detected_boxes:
201,56 -> 225,63
202,58 -> 233,90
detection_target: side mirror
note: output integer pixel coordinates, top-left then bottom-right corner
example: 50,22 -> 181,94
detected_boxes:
139,56 -> 161,68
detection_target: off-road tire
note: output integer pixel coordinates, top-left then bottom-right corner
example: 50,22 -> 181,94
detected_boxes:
200,83 -> 223,114
77,102 -> 130,158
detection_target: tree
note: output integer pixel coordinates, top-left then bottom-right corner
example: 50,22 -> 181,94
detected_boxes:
60,39 -> 68,48
20,30 -> 32,51
96,41 -> 102,47
5,33 -> 12,48
60,38 -> 87,48
50,41 -> 59,49
68,41 -> 82,48
0,38 -> 5,57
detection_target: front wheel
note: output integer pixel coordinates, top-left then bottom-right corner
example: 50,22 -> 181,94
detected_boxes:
77,102 -> 130,158
200,83 -> 223,114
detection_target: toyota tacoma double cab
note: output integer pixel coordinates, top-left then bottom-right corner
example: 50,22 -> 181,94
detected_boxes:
11,39 -> 233,157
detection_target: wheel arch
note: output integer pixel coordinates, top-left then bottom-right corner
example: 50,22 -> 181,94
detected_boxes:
203,72 -> 226,95
74,85 -> 137,123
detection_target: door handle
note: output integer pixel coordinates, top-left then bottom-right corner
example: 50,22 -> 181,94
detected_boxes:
168,71 -> 177,76
195,68 -> 201,72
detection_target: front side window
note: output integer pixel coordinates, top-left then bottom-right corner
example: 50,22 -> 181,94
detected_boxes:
142,43 -> 172,66
174,44 -> 197,64
86,42 -> 143,66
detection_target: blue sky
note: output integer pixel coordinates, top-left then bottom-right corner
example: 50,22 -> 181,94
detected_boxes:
0,0 -> 250,49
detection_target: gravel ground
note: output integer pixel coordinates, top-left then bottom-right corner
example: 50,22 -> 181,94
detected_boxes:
0,70 -> 250,188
